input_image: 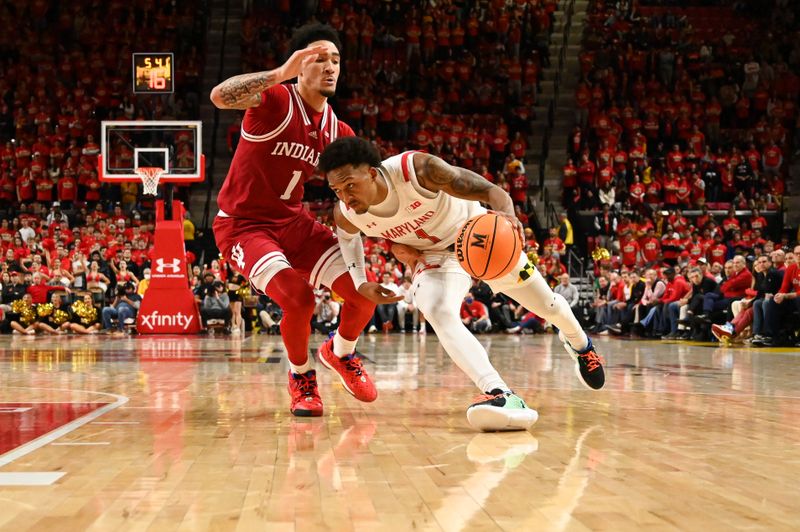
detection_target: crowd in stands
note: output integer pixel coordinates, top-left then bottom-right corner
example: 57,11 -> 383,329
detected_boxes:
585,244 -> 800,347
564,0 -> 797,216
240,0 -> 558,211
0,1 -> 206,210
553,0 -> 800,346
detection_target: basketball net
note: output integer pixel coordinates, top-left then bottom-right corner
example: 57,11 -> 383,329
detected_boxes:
135,166 -> 165,196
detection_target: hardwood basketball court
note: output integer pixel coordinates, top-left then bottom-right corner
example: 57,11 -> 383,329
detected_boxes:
0,333 -> 798,530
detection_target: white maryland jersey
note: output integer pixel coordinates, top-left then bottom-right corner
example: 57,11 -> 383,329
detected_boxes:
339,151 -> 485,251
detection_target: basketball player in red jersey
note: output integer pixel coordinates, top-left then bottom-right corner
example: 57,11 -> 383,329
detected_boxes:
211,24 -> 399,417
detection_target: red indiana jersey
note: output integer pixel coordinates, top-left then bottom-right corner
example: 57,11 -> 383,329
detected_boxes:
217,84 -> 354,223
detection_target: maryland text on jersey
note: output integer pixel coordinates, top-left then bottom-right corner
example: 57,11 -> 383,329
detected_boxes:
379,210 -> 436,240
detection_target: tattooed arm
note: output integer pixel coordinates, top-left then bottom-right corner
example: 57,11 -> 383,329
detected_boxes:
209,45 -> 328,110
413,152 -> 516,219
209,72 -> 277,110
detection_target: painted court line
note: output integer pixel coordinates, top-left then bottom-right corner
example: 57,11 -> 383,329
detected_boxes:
0,388 -> 129,469
91,421 -> 139,425
51,442 -> 111,446
0,472 -> 66,486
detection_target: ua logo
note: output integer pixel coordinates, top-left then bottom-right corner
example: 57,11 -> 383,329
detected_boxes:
155,258 -> 181,273
309,131 -> 318,139
231,243 -> 246,271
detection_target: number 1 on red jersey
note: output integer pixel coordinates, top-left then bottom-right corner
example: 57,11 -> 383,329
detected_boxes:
280,170 -> 303,200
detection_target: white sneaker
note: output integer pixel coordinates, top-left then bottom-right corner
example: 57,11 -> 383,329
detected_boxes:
230,327 -> 240,334
466,389 -> 539,432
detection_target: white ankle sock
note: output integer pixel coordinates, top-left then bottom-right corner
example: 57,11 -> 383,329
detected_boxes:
290,360 -> 313,375
333,331 -> 357,358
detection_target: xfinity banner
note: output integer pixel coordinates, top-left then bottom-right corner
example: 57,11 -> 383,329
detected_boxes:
137,200 -> 202,334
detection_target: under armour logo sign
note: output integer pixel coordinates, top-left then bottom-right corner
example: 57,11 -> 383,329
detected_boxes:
155,258 -> 181,273
231,243 -> 246,271
366,222 -> 377,228
309,131 -> 318,139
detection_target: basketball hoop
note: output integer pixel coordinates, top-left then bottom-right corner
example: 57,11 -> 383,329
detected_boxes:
135,166 -> 165,196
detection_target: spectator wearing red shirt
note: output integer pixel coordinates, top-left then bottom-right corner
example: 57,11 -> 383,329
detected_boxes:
675,176 -> 691,208
757,250 -> 800,345
659,268 -> 691,337
577,152 -> 596,188
16,172 -> 34,203
668,210 -> 689,233
686,233 -> 707,260
702,255 -> 752,315
35,177 -> 54,203
666,145 -> 684,173
460,291 -> 491,333
762,141 -> 783,176
662,173 -> 680,208
749,208 -> 768,232
644,177 -> 662,204
57,172 -> 77,208
619,234 -> 640,269
0,173 -> 14,205
661,232 -> 682,265
543,227 -> 566,258
628,174 -> 645,207
640,228 -> 661,266
562,158 -> 577,204
27,273 -> 69,304
509,169 -> 528,207
722,208 -> 740,235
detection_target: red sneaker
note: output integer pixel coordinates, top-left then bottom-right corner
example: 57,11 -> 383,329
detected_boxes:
317,338 -> 378,402
287,370 -> 323,417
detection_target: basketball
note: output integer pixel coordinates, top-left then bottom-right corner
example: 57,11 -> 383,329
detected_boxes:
455,213 -> 523,280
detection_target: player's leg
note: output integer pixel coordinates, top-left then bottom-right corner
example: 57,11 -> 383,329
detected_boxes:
413,267 -> 537,431
294,220 -> 378,403
213,216 -> 322,416
488,254 -> 605,390
313,270 -> 378,402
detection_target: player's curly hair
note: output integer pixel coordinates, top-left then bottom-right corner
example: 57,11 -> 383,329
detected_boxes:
288,23 -> 342,56
318,137 -> 381,173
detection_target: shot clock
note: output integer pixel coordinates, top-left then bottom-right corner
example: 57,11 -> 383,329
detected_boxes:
132,53 -> 174,94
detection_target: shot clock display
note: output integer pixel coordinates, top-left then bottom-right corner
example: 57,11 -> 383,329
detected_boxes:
132,53 -> 174,94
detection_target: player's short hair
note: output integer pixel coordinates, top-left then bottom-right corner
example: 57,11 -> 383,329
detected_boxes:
288,23 -> 342,56
318,137 -> 381,173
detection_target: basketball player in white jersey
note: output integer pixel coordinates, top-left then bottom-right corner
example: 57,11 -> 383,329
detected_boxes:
318,137 -> 605,431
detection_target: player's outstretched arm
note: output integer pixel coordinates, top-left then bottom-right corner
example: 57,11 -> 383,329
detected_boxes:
334,203 -> 402,305
210,45 -> 328,109
414,153 -> 521,233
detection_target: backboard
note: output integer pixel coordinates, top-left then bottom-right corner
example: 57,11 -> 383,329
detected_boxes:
98,120 -> 204,183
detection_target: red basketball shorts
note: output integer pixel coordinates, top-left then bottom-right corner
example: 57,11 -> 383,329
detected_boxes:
213,212 -> 347,291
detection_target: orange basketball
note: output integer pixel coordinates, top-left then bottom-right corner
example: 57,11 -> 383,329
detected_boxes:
455,213 -> 523,280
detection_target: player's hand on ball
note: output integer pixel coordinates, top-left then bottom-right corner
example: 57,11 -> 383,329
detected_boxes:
489,210 -> 525,243
278,45 -> 328,81
390,243 -> 423,270
358,282 -> 404,304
